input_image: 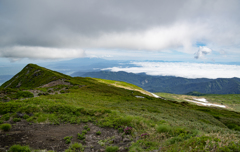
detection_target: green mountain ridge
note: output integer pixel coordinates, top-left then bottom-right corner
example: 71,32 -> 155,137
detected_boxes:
0,64 -> 240,151
80,71 -> 240,94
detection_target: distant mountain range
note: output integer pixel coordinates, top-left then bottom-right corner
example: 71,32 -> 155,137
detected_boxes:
1,58 -> 240,95
78,71 -> 240,94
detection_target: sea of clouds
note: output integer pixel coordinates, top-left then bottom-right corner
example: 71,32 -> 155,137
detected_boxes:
103,62 -> 240,79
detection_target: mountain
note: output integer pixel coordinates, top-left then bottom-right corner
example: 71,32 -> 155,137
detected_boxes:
1,64 -> 71,89
81,71 -> 240,94
0,64 -> 240,151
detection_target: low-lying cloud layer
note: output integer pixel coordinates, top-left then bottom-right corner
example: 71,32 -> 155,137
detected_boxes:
0,0 -> 239,60
103,62 -> 240,79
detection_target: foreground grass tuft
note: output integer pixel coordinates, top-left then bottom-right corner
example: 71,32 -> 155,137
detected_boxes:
0,123 -> 12,131
65,142 -> 84,152
8,144 -> 31,152
105,146 -> 119,152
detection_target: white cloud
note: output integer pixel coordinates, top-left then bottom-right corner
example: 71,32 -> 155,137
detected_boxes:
90,23 -> 206,53
194,46 -> 212,59
103,62 -> 240,79
0,46 -> 85,61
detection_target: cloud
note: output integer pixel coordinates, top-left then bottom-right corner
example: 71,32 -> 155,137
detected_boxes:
0,0 -> 239,60
194,46 -> 212,59
90,23 -> 206,52
103,62 -> 240,79
0,46 -> 85,61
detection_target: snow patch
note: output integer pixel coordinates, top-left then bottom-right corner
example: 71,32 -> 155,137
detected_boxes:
194,98 -> 208,103
185,98 -> 226,108
135,96 -> 145,98
151,93 -> 160,98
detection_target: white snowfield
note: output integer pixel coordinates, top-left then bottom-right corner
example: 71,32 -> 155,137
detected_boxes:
151,93 -> 160,98
135,90 -> 164,99
186,98 -> 226,108
194,98 -> 208,103
150,92 -> 165,99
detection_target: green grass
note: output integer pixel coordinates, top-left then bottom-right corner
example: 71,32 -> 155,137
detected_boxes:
94,78 -> 144,90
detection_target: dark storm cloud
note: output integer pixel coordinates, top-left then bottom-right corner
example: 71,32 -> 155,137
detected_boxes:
0,0 -> 239,60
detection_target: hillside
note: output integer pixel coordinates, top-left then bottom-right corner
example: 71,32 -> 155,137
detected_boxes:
0,64 -> 240,151
81,71 -> 240,94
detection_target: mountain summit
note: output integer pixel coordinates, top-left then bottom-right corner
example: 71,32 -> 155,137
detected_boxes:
1,64 -> 71,89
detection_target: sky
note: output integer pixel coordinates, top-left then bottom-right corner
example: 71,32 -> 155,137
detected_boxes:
0,0 -> 240,78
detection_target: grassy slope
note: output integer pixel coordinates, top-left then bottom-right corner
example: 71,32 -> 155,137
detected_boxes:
93,78 -> 155,97
0,65 -> 240,151
156,92 -> 240,112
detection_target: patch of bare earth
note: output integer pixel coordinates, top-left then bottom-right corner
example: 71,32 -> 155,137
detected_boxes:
0,120 -> 132,152
39,79 -> 71,88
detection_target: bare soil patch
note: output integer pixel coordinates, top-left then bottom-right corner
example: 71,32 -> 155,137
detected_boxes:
39,79 -> 71,88
0,120 -> 131,152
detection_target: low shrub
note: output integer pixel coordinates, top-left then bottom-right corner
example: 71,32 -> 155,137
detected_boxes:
3,113 -> 10,121
156,125 -> 172,134
226,123 -> 240,131
118,128 -> 124,133
0,120 -> 3,124
38,92 -> 49,96
0,123 -> 12,131
23,114 -> 30,119
13,118 -> 21,122
65,142 -> 84,152
218,141 -> 240,152
96,131 -> 101,135
170,135 -> 221,151
77,133 -> 85,140
64,136 -> 72,144
129,140 -> 158,152
82,130 -> 87,134
16,91 -> 34,99
141,133 -> 149,139
156,125 -> 198,143
84,125 -> 90,130
60,90 -> 66,93
105,146 -> 119,152
124,126 -> 132,135
8,144 -> 31,152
